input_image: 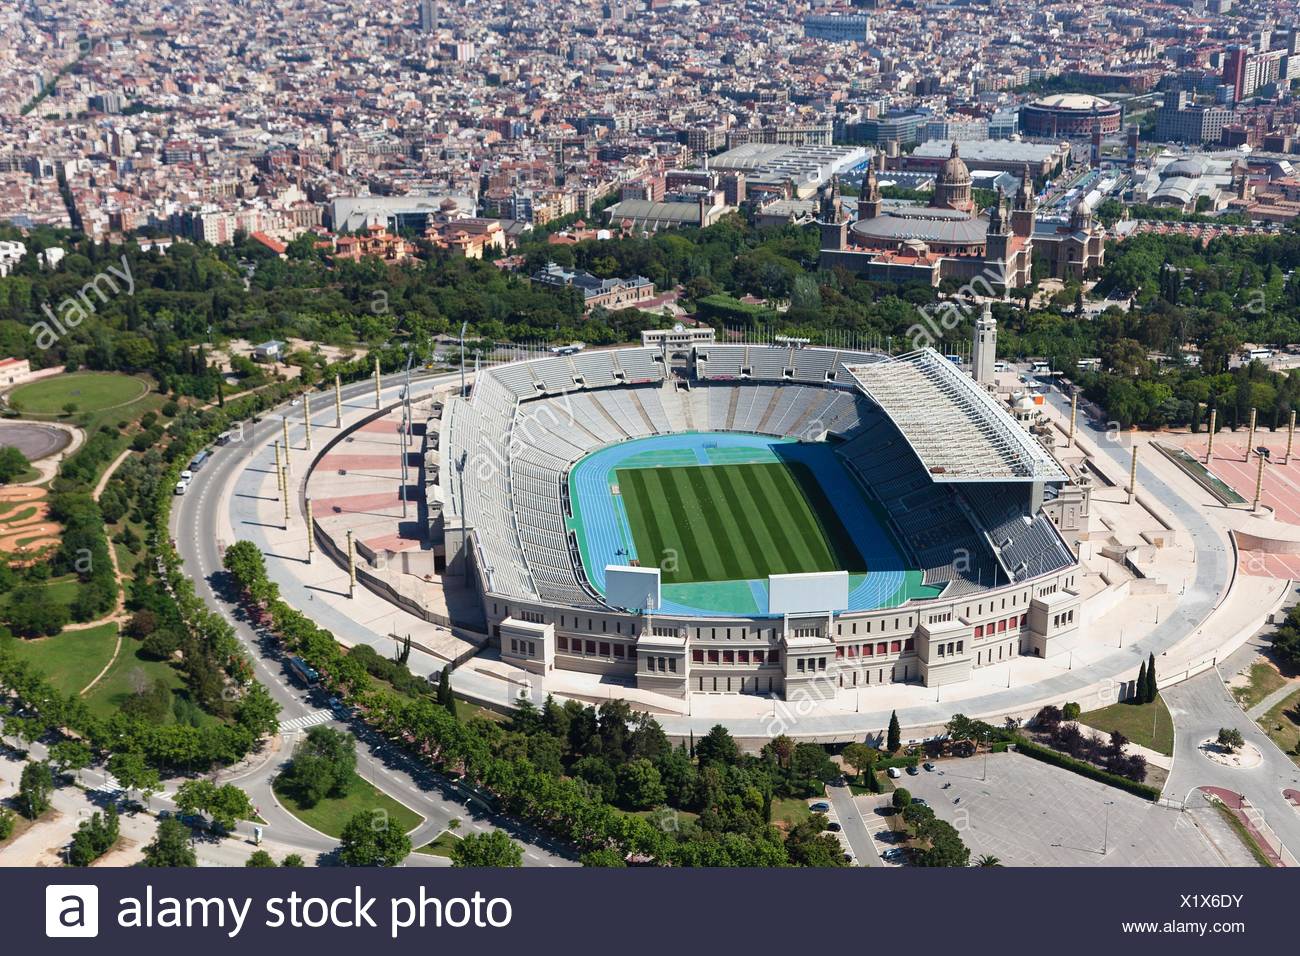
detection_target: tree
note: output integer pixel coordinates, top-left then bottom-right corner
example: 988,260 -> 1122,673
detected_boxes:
18,760 -> 54,819
235,682 -> 281,738
891,787 -> 911,812
842,742 -> 878,786
615,758 -> 666,810
437,664 -> 455,711
107,751 -> 160,805
0,807 -> 14,841
142,818 -> 196,867
48,740 -> 92,782
280,726 -> 356,807
338,810 -> 411,867
915,819 -> 970,867
281,853 -> 305,867
695,724 -> 739,766
68,805 -> 119,865
1217,727 -> 1245,752
784,815 -> 849,868
0,446 -> 31,483
175,780 -> 255,831
887,711 -> 901,753
245,850 -> 277,867
450,830 -> 524,868
1135,661 -> 1147,703
1145,653 -> 1157,703
580,847 -> 627,867
974,854 -> 1003,867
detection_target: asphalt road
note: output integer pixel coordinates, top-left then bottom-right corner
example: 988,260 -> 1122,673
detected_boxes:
170,370 -> 575,867
824,780 -> 881,866
1162,670 -> 1300,856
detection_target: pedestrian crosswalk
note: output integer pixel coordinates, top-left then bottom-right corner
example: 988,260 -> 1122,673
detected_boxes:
279,709 -> 333,733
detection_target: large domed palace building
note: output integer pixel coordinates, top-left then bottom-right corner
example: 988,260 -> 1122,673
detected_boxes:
820,143 -> 1105,291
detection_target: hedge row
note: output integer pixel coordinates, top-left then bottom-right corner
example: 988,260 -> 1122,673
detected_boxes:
1014,737 -> 1161,801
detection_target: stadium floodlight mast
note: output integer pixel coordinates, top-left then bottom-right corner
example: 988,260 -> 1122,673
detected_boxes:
459,320 -> 468,396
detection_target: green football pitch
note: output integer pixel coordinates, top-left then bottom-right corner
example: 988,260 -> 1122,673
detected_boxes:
616,461 -> 867,585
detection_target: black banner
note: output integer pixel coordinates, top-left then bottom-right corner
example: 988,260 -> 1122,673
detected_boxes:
15,867 -> 1288,952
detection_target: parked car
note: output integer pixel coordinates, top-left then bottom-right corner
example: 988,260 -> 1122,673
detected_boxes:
906,765 -> 919,775
827,822 -> 842,833
923,762 -> 936,772
887,767 -> 902,779
912,798 -> 928,808
809,802 -> 830,812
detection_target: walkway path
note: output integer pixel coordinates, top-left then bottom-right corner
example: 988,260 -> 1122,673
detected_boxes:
1246,678 -> 1300,720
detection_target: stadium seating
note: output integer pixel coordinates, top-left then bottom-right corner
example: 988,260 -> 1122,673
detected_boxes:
440,343 -> 1070,609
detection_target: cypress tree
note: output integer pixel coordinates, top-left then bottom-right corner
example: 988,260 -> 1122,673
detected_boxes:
1146,653 -> 1158,703
887,710 -> 901,753
437,664 -> 454,711
1135,661 -> 1147,703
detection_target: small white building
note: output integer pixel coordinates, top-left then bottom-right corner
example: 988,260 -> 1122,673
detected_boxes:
0,240 -> 26,277
0,357 -> 33,387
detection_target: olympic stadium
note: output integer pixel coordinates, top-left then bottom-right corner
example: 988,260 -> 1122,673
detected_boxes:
436,341 -> 1085,701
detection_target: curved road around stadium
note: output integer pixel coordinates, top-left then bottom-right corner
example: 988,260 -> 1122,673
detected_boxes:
172,370 -> 574,867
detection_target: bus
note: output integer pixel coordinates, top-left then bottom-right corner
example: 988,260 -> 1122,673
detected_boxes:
288,656 -> 319,687
189,449 -> 212,472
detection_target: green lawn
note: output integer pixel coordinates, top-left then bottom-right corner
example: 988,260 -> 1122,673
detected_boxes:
0,622 -> 118,696
80,641 -> 203,723
1258,689 -> 1300,768
273,770 -> 424,838
7,372 -> 149,416
1078,695 -> 1174,757
617,461 -> 865,584
0,575 -> 82,616
453,697 -> 506,723
770,797 -> 814,828
416,830 -> 462,857
1233,662 -> 1290,711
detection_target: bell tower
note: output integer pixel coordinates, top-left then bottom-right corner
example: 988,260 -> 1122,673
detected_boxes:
973,302 -> 998,386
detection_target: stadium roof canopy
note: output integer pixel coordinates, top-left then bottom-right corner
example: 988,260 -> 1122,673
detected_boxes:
844,348 -> 1069,483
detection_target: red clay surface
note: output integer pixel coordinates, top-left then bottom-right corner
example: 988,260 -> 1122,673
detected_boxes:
1181,438 -> 1300,578
312,490 -> 403,514
1183,438 -> 1300,524
363,532 -> 421,553
0,486 -> 60,557
355,419 -> 406,435
316,452 -> 401,471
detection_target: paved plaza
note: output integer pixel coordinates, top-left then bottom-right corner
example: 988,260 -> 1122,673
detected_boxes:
894,752 -> 1257,867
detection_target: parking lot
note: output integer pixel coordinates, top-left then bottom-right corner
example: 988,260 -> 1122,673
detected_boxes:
893,752 -> 1254,867
806,795 -> 858,864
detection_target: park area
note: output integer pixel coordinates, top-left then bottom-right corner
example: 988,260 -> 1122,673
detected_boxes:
6,371 -> 149,417
273,769 -> 423,838
1078,696 -> 1175,756
0,622 -> 119,697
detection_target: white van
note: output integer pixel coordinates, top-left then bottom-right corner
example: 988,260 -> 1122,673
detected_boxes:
180,469 -> 194,481
887,767 -> 902,779
174,480 -> 188,496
